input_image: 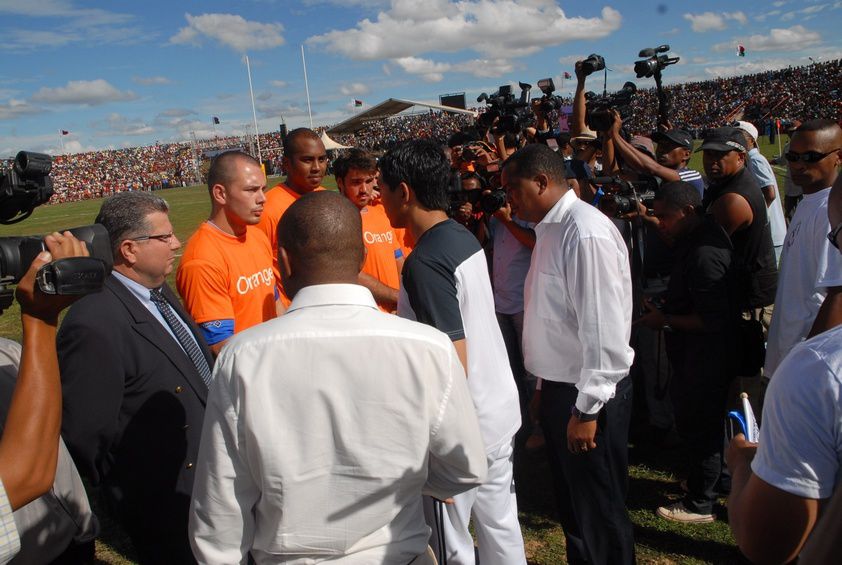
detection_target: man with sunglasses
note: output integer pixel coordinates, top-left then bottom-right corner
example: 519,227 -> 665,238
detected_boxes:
764,119 -> 842,379
726,171 -> 842,564
58,192 -> 214,563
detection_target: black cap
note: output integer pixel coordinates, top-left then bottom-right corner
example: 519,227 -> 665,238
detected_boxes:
697,127 -> 747,153
652,129 -> 692,149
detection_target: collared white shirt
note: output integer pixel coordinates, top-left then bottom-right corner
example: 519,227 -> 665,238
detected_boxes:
190,284 -> 487,564
523,189 -> 635,414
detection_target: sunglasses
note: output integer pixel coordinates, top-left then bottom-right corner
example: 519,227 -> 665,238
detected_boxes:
785,148 -> 840,163
828,222 -> 842,250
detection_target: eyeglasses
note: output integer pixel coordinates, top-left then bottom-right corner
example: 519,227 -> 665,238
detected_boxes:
827,222 -> 842,250
129,232 -> 175,243
784,148 -> 840,163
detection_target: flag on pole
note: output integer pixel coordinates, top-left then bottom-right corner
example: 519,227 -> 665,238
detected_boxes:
354,99 -> 363,107
737,44 -> 746,57
563,72 -> 572,79
212,116 -> 220,125
61,130 -> 70,135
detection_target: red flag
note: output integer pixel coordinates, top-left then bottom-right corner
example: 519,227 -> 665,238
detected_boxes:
61,130 -> 70,135
212,116 -> 220,125
354,99 -> 363,107
737,44 -> 746,57
563,72 -> 572,79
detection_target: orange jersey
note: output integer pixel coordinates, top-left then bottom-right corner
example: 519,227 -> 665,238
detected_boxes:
255,183 -> 324,306
176,222 -> 277,341
360,204 -> 403,311
394,227 -> 414,258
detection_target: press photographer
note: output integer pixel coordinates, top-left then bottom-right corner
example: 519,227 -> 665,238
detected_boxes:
0,151 -> 110,563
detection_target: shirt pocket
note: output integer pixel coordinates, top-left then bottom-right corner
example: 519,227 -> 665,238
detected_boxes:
534,271 -> 568,323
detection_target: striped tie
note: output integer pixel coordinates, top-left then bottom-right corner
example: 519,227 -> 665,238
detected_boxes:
150,288 -> 213,387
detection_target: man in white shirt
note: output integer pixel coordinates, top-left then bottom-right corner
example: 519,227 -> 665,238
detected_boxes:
190,191 -> 487,564
764,119 -> 842,378
502,143 -> 636,564
726,171 -> 842,564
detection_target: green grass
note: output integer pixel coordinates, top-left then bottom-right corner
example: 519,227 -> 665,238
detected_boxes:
1,143 -> 794,563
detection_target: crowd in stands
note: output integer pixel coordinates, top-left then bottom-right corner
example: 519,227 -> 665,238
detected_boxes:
2,60 -> 837,205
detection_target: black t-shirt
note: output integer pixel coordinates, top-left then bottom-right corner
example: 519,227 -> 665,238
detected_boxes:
702,167 -> 778,309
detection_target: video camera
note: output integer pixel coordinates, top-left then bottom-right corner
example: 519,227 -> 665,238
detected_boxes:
585,81 -> 637,132
477,82 -> 533,135
0,151 -> 113,313
634,44 -> 679,128
590,176 -> 659,218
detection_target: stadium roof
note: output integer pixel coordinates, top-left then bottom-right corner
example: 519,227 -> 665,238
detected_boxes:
327,98 -> 478,135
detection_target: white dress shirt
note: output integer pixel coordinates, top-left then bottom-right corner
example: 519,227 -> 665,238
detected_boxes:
190,284 -> 487,564
523,189 -> 635,414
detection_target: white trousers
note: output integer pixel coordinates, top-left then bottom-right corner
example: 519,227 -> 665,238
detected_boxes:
424,439 -> 526,565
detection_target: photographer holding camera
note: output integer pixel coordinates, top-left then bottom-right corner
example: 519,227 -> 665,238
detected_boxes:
637,182 -> 739,524
0,231 -> 90,563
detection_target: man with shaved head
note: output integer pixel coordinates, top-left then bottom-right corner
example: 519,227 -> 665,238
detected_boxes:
764,119 -> 842,379
190,191 -> 487,564
177,150 -> 278,355
255,127 -> 328,308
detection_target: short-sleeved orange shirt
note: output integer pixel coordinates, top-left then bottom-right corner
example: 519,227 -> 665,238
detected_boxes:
255,183 -> 324,306
360,204 -> 403,311
176,222 -> 277,341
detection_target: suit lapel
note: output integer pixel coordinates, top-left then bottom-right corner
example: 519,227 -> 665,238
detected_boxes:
106,276 -> 209,404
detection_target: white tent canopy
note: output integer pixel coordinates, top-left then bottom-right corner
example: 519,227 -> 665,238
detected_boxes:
327,98 -> 478,135
319,130 -> 352,150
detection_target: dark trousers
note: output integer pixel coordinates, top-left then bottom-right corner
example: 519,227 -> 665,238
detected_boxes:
539,377 -> 635,565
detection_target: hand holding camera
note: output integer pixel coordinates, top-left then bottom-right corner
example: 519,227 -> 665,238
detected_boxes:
15,231 -> 90,324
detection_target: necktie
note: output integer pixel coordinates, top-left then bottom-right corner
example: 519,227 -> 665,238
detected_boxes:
150,288 -> 213,387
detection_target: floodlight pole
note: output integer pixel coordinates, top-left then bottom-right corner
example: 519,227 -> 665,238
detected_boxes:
245,54 -> 263,164
301,44 -> 314,129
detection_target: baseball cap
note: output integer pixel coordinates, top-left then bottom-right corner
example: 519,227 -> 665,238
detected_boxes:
652,129 -> 693,149
697,127 -> 748,153
733,120 -> 759,141
630,136 -> 656,159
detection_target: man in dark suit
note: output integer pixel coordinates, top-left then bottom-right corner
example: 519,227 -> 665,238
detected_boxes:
59,191 -> 213,564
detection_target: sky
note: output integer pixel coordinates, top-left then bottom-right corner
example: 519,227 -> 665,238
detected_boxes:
0,0 -> 840,157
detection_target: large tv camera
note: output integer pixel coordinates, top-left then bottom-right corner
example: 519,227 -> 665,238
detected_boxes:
477,82 -> 534,134
0,151 -> 113,313
585,81 -> 638,132
590,176 -> 659,218
634,44 -> 679,129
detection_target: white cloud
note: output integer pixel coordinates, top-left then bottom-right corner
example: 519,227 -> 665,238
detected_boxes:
684,12 -> 727,32
392,55 -> 514,82
32,79 -> 137,105
94,113 -> 154,136
683,11 -> 747,32
690,56 -> 709,64
256,91 -> 273,101
713,25 -> 822,53
339,82 -> 371,96
269,80 -> 288,88
773,1 -> 787,6
558,54 -> 586,65
308,2 -> 621,61
170,13 -> 285,52
0,98 -> 42,120
661,27 -> 680,36
703,57 -> 796,78
157,108 -> 196,118
132,76 -> 171,85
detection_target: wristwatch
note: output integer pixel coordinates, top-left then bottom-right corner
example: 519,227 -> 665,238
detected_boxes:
571,405 -> 599,422
662,314 -> 674,333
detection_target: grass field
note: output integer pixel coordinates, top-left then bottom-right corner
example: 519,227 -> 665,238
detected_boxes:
0,138 -> 788,563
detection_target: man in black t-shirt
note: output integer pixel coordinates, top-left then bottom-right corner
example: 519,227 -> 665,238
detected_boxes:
378,140 -> 525,565
700,127 -> 777,310
638,181 -> 739,524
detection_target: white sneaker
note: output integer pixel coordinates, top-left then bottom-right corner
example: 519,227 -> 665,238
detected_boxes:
656,502 -> 714,524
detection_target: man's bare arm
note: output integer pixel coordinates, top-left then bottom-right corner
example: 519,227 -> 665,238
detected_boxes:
358,272 -> 399,309
710,193 -> 754,236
